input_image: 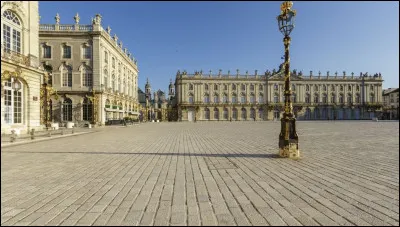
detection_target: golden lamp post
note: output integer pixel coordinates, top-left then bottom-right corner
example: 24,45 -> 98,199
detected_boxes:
277,1 -> 300,159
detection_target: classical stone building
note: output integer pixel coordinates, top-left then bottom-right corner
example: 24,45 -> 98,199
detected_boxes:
39,13 -> 140,126
138,78 -> 175,122
1,1 -> 44,134
175,67 -> 384,121
382,88 -> 399,120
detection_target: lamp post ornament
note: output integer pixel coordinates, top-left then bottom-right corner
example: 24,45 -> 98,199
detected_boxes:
277,1 -> 300,159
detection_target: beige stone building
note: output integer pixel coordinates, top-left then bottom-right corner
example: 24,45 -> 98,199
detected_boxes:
39,13 -> 139,126
1,1 -> 44,134
382,88 -> 399,120
175,67 -> 384,121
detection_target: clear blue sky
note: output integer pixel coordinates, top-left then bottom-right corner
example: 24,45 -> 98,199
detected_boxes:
39,1 -> 399,92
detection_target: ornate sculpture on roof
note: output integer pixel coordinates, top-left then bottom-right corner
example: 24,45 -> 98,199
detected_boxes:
55,13 -> 60,25
106,26 -> 111,34
74,13 -> 80,24
93,14 -> 102,25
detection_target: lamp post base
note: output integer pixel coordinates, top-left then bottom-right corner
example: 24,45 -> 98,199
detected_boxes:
279,117 -> 300,159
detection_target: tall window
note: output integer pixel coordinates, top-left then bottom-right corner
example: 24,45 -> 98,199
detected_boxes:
274,95 -> 279,103
232,94 -> 237,103
340,85 -> 343,91
3,78 -> 23,124
314,85 -> 318,91
339,94 -> 344,104
314,94 -> 319,103
205,84 -> 209,90
63,45 -> 71,58
104,69 -> 108,88
83,45 -> 91,59
291,94 -> 297,103
356,85 -> 360,91
323,85 -> 326,91
82,67 -> 92,87
62,98 -> 72,121
369,94 -> 375,103
291,84 -> 295,91
223,94 -> 227,103
250,84 -> 254,91
3,10 -> 21,53
331,94 -> 336,103
224,84 -> 227,90
322,94 -> 327,103
347,94 -> 352,104
204,94 -> 209,103
348,85 -> 352,91
259,85 -> 263,90
305,94 -> 310,103
241,84 -> 246,91
241,95 -> 246,103
82,98 -> 93,121
214,95 -> 219,103
355,94 -> 360,103
188,94 -> 194,104
250,94 -> 255,103
118,78 -> 121,92
306,85 -> 309,91
112,75 -> 116,92
43,45 -> 51,58
62,65 -> 72,87
259,94 -> 264,103
331,85 -> 335,91
232,84 -> 236,90
189,84 -> 193,90
204,108 -> 210,120
214,84 -> 218,90
104,51 -> 108,63
112,57 -> 115,68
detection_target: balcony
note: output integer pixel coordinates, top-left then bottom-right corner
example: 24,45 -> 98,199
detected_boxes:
1,46 -> 31,67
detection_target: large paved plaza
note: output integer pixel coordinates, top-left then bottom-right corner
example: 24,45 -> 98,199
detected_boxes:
1,121 -> 399,226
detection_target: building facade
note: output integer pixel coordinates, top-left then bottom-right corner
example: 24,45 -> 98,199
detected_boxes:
1,1 -> 44,134
175,67 -> 384,121
138,78 -> 174,122
382,88 -> 399,120
39,13 -> 139,126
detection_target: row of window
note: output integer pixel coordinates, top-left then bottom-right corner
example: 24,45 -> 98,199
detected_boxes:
188,95 -> 264,104
2,10 -> 22,53
42,45 -> 91,59
60,66 -> 93,87
189,84 -> 263,91
61,98 -> 93,122
201,107 -> 264,120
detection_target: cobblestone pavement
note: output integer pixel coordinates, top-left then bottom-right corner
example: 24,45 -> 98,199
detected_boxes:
1,121 -> 399,226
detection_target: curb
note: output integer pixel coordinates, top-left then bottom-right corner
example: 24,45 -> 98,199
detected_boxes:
1,131 -> 98,148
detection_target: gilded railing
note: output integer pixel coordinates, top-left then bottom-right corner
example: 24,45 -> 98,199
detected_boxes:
1,45 -> 30,67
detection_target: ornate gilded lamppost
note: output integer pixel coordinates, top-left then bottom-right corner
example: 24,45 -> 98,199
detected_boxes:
277,1 -> 300,159
87,89 -> 99,125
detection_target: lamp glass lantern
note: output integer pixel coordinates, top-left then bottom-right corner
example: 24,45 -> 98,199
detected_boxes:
277,10 -> 296,36
12,78 -> 21,91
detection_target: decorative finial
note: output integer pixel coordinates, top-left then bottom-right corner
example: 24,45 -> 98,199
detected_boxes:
74,13 -> 80,24
93,14 -> 102,25
106,26 -> 111,34
55,13 -> 60,25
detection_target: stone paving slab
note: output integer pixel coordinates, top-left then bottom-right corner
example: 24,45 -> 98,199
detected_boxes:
1,121 -> 399,226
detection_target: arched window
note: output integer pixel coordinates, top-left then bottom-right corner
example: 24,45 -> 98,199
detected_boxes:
250,84 -> 254,91
188,93 -> 194,104
250,93 -> 255,103
232,84 -> 236,90
369,93 -> 375,103
232,108 -> 238,120
62,65 -> 72,87
232,93 -> 237,103
339,94 -> 344,104
3,78 -> 23,124
331,85 -> 335,91
241,94 -> 246,103
348,85 -> 352,91
112,75 -> 116,92
213,94 -> 219,103
241,108 -> 247,120
204,108 -> 210,120
223,93 -> 228,103
204,94 -> 209,103
274,84 -> 279,90
2,10 -> 22,53
322,94 -> 328,103
83,45 -> 91,59
189,84 -> 193,90
258,108 -> 263,119
214,84 -> 218,90
331,93 -> 336,104
82,98 -> 92,121
214,108 -> 219,120
104,69 -> 108,88
305,93 -> 310,103
258,93 -> 264,103
204,84 -> 209,90
323,85 -> 327,91
347,93 -> 352,104
250,108 -> 255,119
104,51 -> 108,63
82,66 -> 92,87
314,93 -> 319,103
223,108 -> 228,120
355,94 -> 360,103
63,98 -> 72,121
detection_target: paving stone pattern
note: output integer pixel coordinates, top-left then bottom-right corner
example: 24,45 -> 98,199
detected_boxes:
1,121 -> 399,226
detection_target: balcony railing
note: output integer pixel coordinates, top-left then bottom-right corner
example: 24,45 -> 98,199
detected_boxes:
1,45 -> 31,67
39,24 -> 55,31
59,24 -> 74,31
79,25 -> 93,31
39,24 -> 93,32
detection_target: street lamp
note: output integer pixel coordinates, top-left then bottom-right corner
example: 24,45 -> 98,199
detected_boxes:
277,1 -> 300,159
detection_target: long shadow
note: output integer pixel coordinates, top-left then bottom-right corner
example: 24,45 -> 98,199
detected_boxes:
3,151 -> 281,159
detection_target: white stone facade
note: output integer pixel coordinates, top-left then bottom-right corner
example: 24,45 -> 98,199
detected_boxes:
175,69 -> 384,121
1,1 -> 44,134
39,13 -> 139,126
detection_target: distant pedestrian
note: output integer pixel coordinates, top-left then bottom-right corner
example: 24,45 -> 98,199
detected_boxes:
254,117 -> 256,121
230,117 -> 232,122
